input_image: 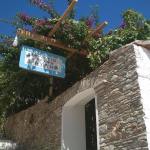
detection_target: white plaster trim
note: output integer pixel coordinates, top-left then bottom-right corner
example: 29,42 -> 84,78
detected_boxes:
134,44 -> 150,149
64,88 -> 95,107
0,140 -> 17,149
95,95 -> 100,150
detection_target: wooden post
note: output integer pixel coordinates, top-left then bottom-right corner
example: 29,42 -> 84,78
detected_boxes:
48,0 -> 78,37
17,29 -> 88,56
89,21 -> 108,36
49,77 -> 53,97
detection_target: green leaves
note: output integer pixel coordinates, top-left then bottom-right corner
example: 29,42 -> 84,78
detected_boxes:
56,20 -> 88,49
88,10 -> 150,69
0,8 -> 150,120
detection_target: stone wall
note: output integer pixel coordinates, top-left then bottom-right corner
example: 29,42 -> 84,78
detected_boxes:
95,44 -> 147,150
5,41 -> 150,150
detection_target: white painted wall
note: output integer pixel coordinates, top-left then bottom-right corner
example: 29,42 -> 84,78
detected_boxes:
134,45 -> 150,149
61,88 -> 100,150
62,106 -> 86,150
0,140 -> 17,150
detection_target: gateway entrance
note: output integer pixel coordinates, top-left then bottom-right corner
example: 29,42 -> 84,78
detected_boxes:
61,89 -> 98,150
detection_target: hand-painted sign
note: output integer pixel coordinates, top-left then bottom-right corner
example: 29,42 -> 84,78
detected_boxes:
19,45 -> 66,78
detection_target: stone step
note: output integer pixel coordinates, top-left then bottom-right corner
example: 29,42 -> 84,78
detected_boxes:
0,140 -> 17,150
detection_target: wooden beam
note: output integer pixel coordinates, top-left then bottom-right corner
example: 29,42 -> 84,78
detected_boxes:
17,29 -> 88,56
90,21 -> 108,36
48,0 -> 78,37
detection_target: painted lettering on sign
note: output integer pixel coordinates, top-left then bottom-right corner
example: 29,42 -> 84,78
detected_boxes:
19,45 -> 66,78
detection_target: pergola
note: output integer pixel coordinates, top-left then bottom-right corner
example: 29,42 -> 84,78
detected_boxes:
17,0 -> 107,57
16,0 -> 108,97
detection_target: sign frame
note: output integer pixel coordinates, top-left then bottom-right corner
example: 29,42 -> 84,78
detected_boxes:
19,45 -> 66,78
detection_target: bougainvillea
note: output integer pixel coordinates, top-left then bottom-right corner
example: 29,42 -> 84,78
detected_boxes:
119,20 -> 126,29
86,16 -> 95,28
88,10 -> 150,68
29,0 -> 59,18
18,13 -> 36,25
0,1 -> 150,123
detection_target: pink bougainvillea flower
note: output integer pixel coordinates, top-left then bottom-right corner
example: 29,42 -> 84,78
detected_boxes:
18,13 -> 34,25
86,16 -> 95,28
119,20 -> 126,29
30,0 -> 59,18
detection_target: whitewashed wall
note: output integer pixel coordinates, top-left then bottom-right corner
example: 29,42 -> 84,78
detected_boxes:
134,44 -> 150,149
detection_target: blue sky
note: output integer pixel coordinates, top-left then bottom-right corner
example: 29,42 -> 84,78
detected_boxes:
0,0 -> 150,36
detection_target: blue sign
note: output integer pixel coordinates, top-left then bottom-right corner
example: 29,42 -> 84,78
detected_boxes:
19,45 -> 66,78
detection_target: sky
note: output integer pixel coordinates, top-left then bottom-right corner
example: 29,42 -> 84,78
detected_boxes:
0,0 -> 150,36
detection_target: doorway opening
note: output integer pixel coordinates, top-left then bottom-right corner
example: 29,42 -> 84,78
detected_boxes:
61,88 -> 99,150
85,99 -> 97,150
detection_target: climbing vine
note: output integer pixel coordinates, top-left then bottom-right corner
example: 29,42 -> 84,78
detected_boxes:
0,0 -> 150,124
